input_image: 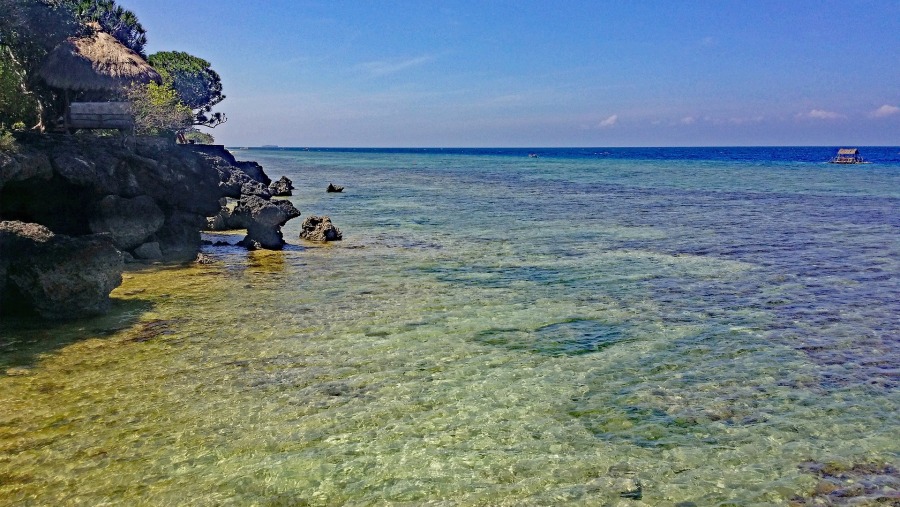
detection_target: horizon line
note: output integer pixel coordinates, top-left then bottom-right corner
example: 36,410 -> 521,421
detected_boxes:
225,145 -> 899,149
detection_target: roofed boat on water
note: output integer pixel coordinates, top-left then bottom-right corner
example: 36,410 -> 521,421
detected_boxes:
829,148 -> 867,164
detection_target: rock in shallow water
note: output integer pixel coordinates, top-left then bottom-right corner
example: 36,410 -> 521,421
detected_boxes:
791,461 -> 900,506
299,215 -> 342,242
268,176 -> 294,196
232,195 -> 301,249
0,220 -> 123,319
1,137 -> 304,317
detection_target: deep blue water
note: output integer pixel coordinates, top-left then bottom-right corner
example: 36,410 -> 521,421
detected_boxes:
243,145 -> 900,165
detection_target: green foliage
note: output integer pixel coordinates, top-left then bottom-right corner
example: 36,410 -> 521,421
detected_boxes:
148,51 -> 226,128
67,0 -> 147,57
0,1 -> 80,58
0,1 -> 147,129
0,1 -> 216,135
0,49 -> 39,127
127,81 -> 191,137
0,126 -> 18,152
0,0 -> 82,128
183,130 -> 215,144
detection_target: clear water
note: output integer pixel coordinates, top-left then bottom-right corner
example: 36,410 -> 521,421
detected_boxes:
2,147 -> 898,505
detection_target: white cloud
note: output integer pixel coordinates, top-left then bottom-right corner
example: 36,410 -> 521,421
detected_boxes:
357,55 -> 434,77
800,109 -> 844,120
597,114 -> 618,128
680,116 -> 696,125
725,115 -> 764,125
871,104 -> 900,118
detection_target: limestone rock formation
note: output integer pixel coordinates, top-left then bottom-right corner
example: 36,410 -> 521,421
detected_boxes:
0,135 -> 300,319
0,150 -> 52,187
326,183 -> 344,193
88,195 -> 165,250
269,176 -> 294,196
299,215 -> 342,242
202,168 -> 300,249
234,161 -> 271,186
232,195 -> 301,249
1,220 -> 123,319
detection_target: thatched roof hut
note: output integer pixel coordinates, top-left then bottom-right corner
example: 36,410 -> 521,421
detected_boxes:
39,29 -> 161,92
830,148 -> 866,164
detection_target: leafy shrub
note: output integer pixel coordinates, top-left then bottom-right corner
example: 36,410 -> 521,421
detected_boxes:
126,82 -> 192,137
0,50 -> 39,129
0,126 -> 18,152
183,130 -> 214,144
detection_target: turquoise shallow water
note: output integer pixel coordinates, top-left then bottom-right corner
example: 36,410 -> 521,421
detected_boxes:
1,148 -> 898,505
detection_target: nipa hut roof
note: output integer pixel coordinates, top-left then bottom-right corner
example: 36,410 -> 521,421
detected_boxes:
39,29 -> 161,91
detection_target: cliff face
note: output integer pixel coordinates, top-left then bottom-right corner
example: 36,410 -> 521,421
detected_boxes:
0,136 -> 298,320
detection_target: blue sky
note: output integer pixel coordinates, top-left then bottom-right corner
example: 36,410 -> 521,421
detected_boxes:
125,1 -> 899,147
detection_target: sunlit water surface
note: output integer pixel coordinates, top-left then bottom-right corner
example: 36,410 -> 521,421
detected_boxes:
2,148 -> 898,505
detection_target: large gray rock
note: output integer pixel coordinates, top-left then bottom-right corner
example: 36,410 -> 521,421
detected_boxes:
129,150 -> 225,216
155,211 -> 206,262
205,207 -> 230,231
0,222 -> 54,310
213,161 -> 270,199
235,161 -> 271,186
0,136 -> 312,321
268,176 -> 294,196
89,195 -> 165,250
0,220 -> 123,319
241,178 -> 271,198
299,215 -> 342,242
233,195 -> 300,249
133,241 -> 163,260
53,153 -> 100,187
0,151 -> 53,190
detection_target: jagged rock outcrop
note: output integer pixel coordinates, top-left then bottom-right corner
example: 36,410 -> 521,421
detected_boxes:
0,220 -> 123,319
201,162 -> 299,246
0,135 -> 299,319
1,136 -> 227,258
327,183 -> 344,193
269,175 -> 294,196
232,195 -> 301,249
205,203 -> 248,231
234,161 -> 270,186
299,215 -> 342,242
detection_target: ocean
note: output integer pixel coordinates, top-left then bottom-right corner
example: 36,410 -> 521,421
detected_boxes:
1,147 -> 898,505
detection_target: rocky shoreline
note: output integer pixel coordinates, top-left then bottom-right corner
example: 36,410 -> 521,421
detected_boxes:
0,135 -> 299,320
